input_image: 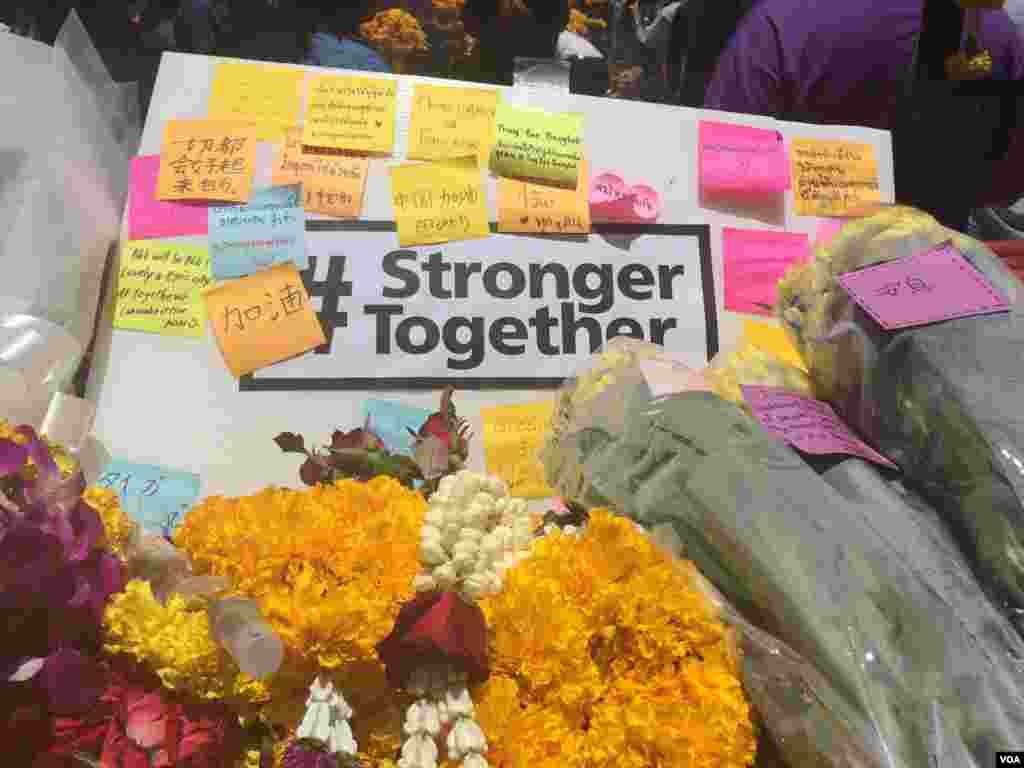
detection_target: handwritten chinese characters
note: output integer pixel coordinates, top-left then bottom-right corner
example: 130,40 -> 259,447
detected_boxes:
273,127 -> 369,218
698,120 -> 790,198
481,401 -> 556,498
836,241 -> 1009,330
304,74 -> 397,154
203,263 -> 326,377
497,157 -> 590,234
490,103 -> 583,189
408,84 -> 499,162
113,241 -> 212,338
791,139 -> 880,217
157,120 -> 257,203
389,159 -> 489,246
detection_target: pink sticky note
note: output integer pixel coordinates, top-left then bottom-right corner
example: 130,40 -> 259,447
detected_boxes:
590,172 -> 626,205
742,385 -> 897,468
815,218 -> 848,249
837,241 -> 1010,330
723,228 -> 811,316
629,184 -> 661,221
127,155 -> 209,241
699,120 -> 790,196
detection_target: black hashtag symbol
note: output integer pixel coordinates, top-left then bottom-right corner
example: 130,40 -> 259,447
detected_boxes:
298,254 -> 351,354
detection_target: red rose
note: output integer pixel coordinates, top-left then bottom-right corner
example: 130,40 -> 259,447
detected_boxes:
331,427 -> 384,452
376,590 -> 489,689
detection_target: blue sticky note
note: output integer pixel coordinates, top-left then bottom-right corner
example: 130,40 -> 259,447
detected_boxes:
362,399 -> 434,455
96,460 -> 201,536
209,184 -> 308,279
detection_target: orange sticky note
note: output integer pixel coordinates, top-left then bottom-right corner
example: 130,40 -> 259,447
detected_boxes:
497,158 -> 591,235
304,74 -> 397,154
203,263 -> 326,377
158,119 -> 257,203
791,139 -> 880,217
273,128 -> 369,218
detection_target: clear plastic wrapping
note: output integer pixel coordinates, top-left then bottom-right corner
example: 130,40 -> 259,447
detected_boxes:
541,338 -> 1024,768
777,206 -> 1024,634
0,12 -> 137,424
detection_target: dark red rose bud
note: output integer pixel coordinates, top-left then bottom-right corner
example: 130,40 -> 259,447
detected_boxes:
376,591 -> 489,690
299,458 -> 327,487
331,428 -> 384,452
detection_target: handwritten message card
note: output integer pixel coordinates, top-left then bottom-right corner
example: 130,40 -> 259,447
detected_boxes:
723,228 -> 810,316
157,120 -> 256,203
791,139 -> 880,216
742,385 -> 896,468
96,459 -> 201,536
481,401 -> 556,498
408,84 -> 499,162
208,62 -> 304,142
203,263 -> 325,377
837,241 -> 1010,330
497,157 -> 590,234
273,128 -> 368,218
209,184 -> 307,280
490,103 -> 583,189
361,399 -> 433,455
114,241 -> 212,338
698,120 -> 790,197
127,155 -> 208,240
390,159 -> 489,246
304,74 -> 397,154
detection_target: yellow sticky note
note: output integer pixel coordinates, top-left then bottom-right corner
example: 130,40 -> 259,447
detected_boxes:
389,159 -> 490,246
208,63 -> 304,142
113,241 -> 212,338
497,157 -> 590,234
481,401 -> 556,499
203,263 -> 326,378
304,74 -> 397,154
743,319 -> 807,372
273,127 -> 369,218
157,119 -> 257,202
490,102 -> 583,189
791,139 -> 880,217
408,84 -> 499,162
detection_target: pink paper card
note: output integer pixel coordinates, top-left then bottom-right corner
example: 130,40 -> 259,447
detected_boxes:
128,155 -> 209,241
742,385 -> 897,468
814,218 -> 847,249
590,173 -> 661,222
723,228 -> 811,316
699,120 -> 790,196
837,241 -> 1010,330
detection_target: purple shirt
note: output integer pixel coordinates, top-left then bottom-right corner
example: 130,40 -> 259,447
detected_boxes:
705,0 -> 1024,129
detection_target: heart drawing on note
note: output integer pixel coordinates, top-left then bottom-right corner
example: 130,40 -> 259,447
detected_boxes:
375,120 -> 383,128
520,216 -> 530,225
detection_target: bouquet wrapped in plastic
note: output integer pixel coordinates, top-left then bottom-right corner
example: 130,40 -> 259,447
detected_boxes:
541,338 -> 1024,768
777,206 -> 1024,634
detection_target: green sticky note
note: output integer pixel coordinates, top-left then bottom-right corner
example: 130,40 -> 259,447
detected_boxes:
489,103 -> 584,189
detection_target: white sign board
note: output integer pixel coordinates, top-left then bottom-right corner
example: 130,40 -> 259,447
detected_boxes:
242,222 -> 715,389
83,53 -> 894,498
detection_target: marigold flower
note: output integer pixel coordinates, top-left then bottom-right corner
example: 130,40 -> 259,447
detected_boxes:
475,510 -> 757,768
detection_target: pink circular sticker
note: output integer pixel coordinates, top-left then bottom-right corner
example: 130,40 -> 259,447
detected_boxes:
590,173 -> 626,205
629,184 -> 660,221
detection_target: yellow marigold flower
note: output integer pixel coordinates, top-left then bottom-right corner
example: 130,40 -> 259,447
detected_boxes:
360,9 -> 428,53
169,477 -> 425,763
83,486 -> 137,556
567,8 -> 606,36
103,580 -> 264,713
476,510 -> 758,768
432,0 -> 465,9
